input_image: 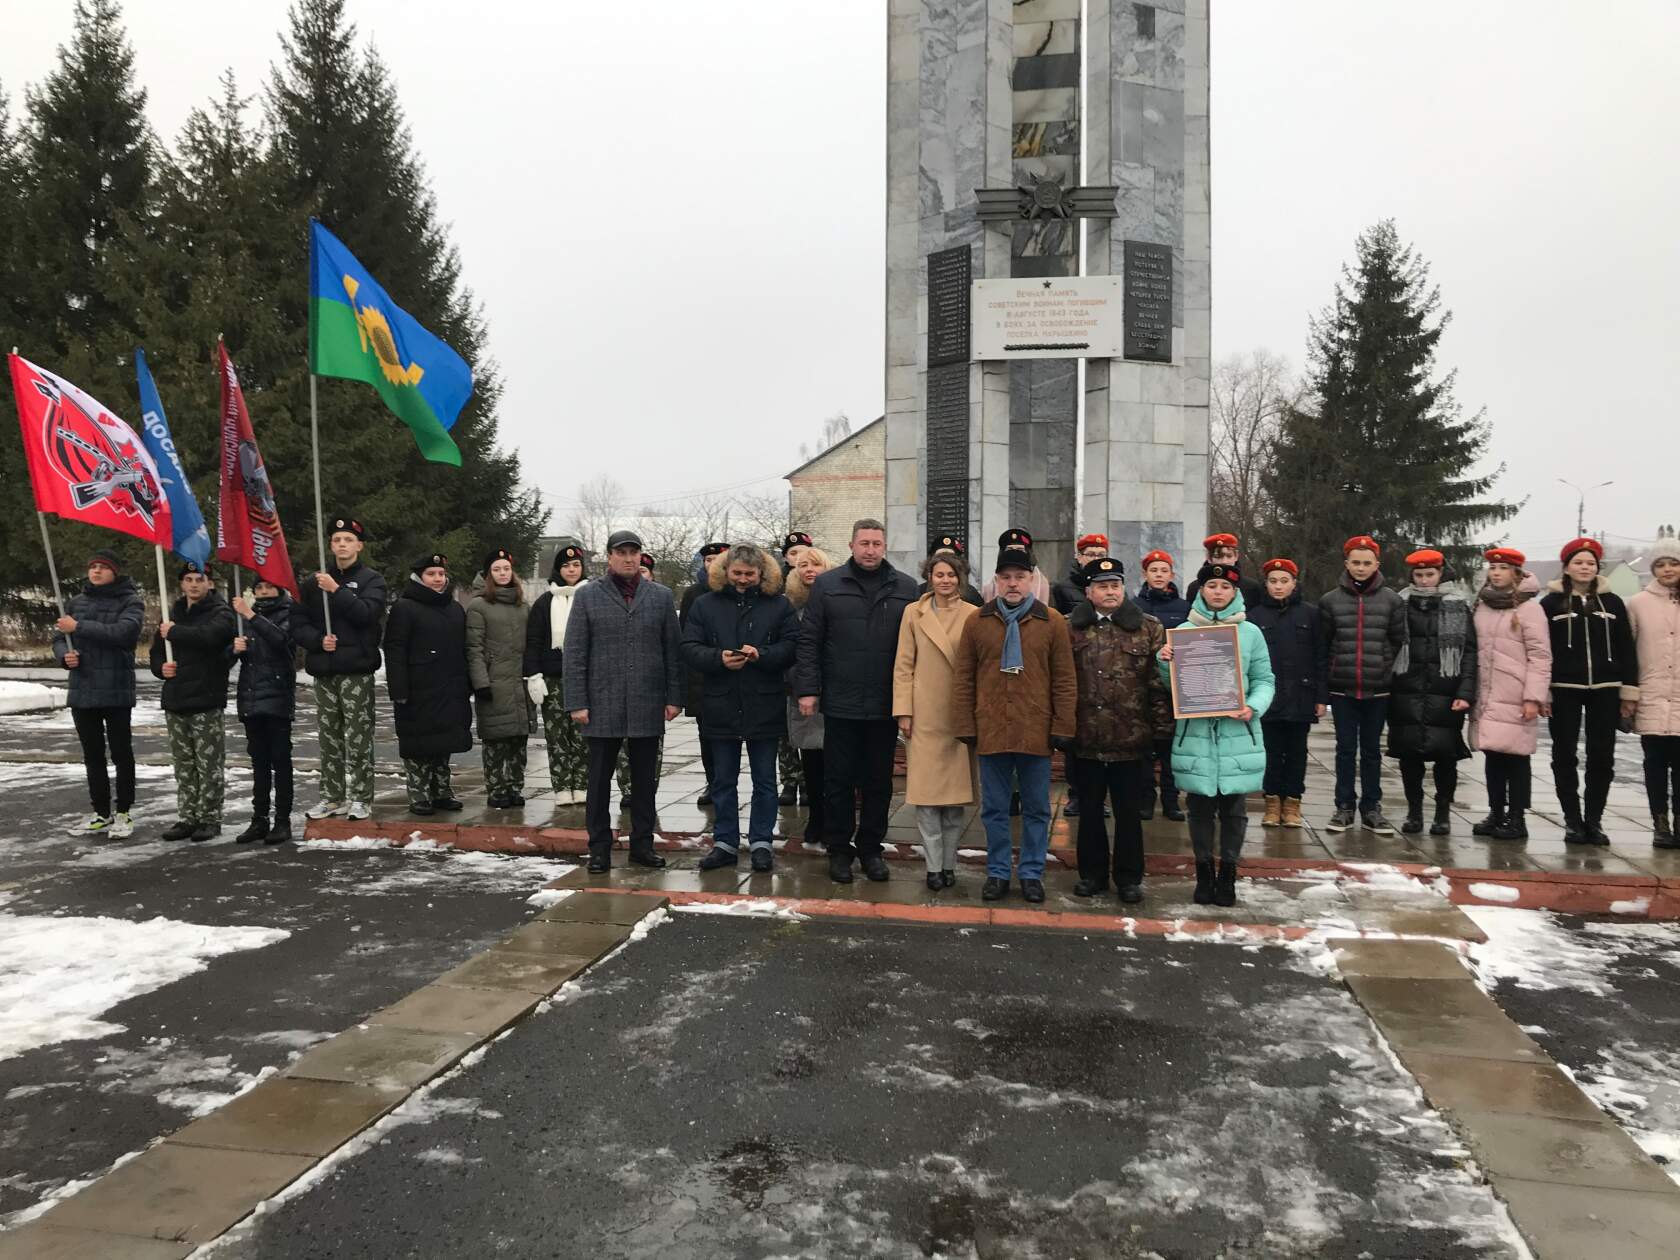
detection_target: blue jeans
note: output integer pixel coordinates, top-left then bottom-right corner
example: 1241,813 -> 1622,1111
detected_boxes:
710,737 -> 779,853
1331,696 -> 1388,812
979,753 -> 1051,880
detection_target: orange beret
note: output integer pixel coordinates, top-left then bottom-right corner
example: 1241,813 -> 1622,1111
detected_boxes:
1261,558 -> 1298,577
1343,535 -> 1380,555
1076,532 -> 1109,551
1484,547 -> 1526,567
1203,533 -> 1238,550
1405,549 -> 1445,569
1560,537 -> 1603,565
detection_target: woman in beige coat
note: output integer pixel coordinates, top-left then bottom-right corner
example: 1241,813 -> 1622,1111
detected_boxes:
893,551 -> 978,891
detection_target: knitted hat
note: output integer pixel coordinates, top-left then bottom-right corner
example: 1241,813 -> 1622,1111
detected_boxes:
482,547 -> 515,574
1076,532 -> 1109,552
1141,549 -> 1174,570
549,544 -> 585,581
1648,534 -> 1680,566
1343,534 -> 1380,556
1560,537 -> 1603,566
1484,547 -> 1526,567
1406,548 -> 1445,569
328,515 -> 365,540
996,547 -> 1034,574
1203,533 -> 1238,551
1081,556 -> 1125,584
415,552 -> 449,574
781,531 -> 813,556
1261,558 -> 1298,578
1196,562 -> 1241,586
87,548 -> 122,575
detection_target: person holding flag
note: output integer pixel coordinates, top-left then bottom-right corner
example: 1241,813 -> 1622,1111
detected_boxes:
150,561 -> 237,841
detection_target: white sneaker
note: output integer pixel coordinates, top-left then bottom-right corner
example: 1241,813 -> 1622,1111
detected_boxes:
345,800 -> 371,820
71,814 -> 112,835
110,812 -> 134,838
306,800 -> 346,820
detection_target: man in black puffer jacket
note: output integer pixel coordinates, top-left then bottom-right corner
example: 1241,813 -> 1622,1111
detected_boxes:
1318,536 -> 1407,835
150,561 -> 237,842
52,548 -> 145,836
230,579 -> 297,843
291,514 -> 387,821
794,518 -> 917,883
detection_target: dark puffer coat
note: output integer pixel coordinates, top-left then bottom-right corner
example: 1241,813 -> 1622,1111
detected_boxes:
384,579 -> 473,760
149,591 -> 237,713
1385,589 -> 1477,763
291,560 -> 387,676
793,559 -> 918,720
233,593 -> 296,720
680,565 -> 800,741
1066,599 -> 1171,761
1248,590 -> 1329,724
1135,580 -> 1191,629
1318,569 -> 1407,698
1540,578 -> 1638,696
52,576 -> 144,709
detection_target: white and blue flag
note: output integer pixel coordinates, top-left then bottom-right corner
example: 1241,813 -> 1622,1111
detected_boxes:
134,348 -> 211,566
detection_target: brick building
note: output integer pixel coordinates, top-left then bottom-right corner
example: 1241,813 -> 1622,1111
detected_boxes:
784,417 -> 886,559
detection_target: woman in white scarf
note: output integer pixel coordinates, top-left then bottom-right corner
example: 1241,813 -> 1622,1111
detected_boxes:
524,545 -> 590,804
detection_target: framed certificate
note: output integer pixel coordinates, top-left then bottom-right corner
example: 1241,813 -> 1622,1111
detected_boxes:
1167,624 -> 1247,720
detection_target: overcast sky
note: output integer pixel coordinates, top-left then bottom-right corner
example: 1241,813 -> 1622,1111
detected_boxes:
5,1 -> 1675,555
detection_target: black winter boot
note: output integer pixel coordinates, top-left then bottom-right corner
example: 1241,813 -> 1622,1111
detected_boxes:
236,816 -> 269,843
1192,860 -> 1215,905
1401,797 -> 1424,834
1654,811 -> 1677,849
265,817 -> 293,844
1471,809 -> 1506,837
1430,800 -> 1453,836
1490,810 -> 1528,842
1562,811 -> 1589,844
1213,861 -> 1238,907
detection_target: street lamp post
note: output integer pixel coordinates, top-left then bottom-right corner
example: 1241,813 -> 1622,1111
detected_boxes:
1558,479 -> 1613,540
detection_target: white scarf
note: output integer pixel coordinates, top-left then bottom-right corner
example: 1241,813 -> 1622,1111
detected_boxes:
549,580 -> 584,649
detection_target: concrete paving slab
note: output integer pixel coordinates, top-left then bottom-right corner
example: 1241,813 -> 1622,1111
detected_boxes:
1331,938 -> 1470,980
537,890 -> 670,924
496,919 -> 630,962
1399,1054 -> 1611,1125
284,1024 -> 480,1091
1458,1110 -> 1678,1193
1492,1177 -> 1680,1260
433,948 -> 593,995
368,983 -> 541,1038
1345,976 -> 1549,1063
36,1142 -> 313,1245
168,1077 -> 404,1158
0,1225 -> 194,1259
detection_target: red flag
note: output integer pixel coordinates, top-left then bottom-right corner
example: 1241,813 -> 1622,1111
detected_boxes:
9,353 -> 173,547
214,343 -> 298,597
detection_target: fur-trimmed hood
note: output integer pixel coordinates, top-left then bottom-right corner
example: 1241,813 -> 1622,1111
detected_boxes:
707,552 -> 784,595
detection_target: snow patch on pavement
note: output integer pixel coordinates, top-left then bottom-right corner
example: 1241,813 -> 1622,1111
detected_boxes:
1467,881 -> 1521,903
0,913 -> 288,1060
0,680 -> 64,714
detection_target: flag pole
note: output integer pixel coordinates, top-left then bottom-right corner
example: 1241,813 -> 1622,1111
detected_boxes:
233,566 -> 244,636
309,372 -> 332,637
153,544 -> 174,664
36,511 -> 70,653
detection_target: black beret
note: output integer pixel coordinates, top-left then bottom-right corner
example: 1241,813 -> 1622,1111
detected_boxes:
328,515 -> 365,540
781,531 -> 813,555
638,553 -> 656,572
700,541 -> 729,558
998,527 -> 1033,550
931,535 -> 965,555
415,552 -> 448,573
482,547 -> 515,574
1196,562 -> 1241,586
178,559 -> 212,580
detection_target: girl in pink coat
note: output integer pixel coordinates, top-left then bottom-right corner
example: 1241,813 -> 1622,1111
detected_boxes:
1624,530 -> 1680,848
1469,548 -> 1552,841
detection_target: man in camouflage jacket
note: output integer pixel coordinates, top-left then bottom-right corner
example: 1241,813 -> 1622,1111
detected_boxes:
1066,557 -> 1173,904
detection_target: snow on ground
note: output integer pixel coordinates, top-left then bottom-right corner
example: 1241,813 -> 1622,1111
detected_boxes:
0,913 -> 289,1060
295,839 -> 575,897
0,680 -> 65,715
6,694 -> 166,729
1466,905 -> 1680,1184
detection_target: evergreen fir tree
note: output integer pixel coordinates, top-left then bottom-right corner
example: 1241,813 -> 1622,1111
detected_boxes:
1265,220 -> 1515,590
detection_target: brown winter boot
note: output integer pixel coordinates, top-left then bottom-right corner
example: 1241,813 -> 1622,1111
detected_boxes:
1262,795 -> 1282,827
1280,797 -> 1304,828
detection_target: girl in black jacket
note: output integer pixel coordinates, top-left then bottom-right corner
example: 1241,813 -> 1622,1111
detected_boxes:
1249,559 -> 1328,828
1542,538 -> 1637,843
384,555 -> 473,814
1385,549 -> 1477,835
230,580 -> 297,843
51,548 -> 145,836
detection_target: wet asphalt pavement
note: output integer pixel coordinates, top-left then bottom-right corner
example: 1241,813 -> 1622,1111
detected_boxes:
221,913 -> 1523,1260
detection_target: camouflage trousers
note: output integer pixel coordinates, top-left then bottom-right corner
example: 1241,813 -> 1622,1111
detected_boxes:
402,757 -> 453,806
618,736 -> 662,798
315,673 -> 375,803
482,736 -> 528,797
167,709 -> 226,823
539,678 -> 588,793
778,734 -> 802,791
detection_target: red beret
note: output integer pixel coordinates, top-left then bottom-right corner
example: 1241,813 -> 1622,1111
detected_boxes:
1343,535 -> 1380,555
1203,533 -> 1238,550
1405,549 -> 1445,569
1141,549 -> 1174,569
1484,547 -> 1526,567
1560,537 -> 1603,565
1261,558 -> 1298,577
1076,533 -> 1109,551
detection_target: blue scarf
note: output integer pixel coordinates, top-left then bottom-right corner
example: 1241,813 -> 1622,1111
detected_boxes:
997,595 -> 1034,674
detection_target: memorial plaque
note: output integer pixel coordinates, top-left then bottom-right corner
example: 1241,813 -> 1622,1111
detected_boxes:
927,246 -> 971,367
924,362 -> 969,482
1166,624 -> 1247,719
971,276 -> 1125,360
1123,240 -> 1173,363
926,479 -> 968,552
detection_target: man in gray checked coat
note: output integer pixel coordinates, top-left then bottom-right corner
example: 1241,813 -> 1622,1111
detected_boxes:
564,529 -> 684,872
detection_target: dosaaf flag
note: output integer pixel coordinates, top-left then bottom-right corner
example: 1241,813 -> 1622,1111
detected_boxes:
215,342 -> 298,596
134,348 -> 212,567
9,353 -> 173,547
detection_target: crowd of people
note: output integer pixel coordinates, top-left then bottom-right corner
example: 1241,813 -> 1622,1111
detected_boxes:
46,515 -> 1680,905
